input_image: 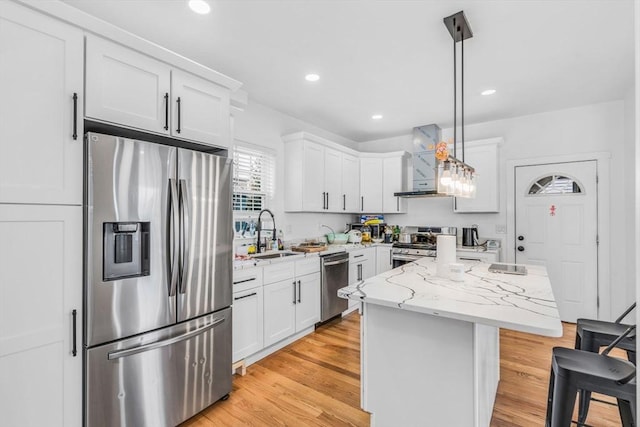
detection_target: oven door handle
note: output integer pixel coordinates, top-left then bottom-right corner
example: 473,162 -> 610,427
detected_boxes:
392,255 -> 423,262
323,258 -> 349,267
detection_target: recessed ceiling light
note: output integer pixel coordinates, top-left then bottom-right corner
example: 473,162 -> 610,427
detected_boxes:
481,89 -> 496,96
305,74 -> 320,82
371,114 -> 383,120
188,0 -> 211,14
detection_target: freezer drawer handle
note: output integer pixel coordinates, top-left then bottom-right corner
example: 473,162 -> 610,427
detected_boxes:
107,316 -> 226,360
72,309 -> 77,357
323,258 -> 349,267
234,292 -> 257,301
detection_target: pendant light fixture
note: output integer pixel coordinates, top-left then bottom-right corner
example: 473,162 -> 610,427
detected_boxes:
437,11 -> 476,198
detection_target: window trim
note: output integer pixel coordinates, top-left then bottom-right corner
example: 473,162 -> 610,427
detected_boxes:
525,173 -> 584,197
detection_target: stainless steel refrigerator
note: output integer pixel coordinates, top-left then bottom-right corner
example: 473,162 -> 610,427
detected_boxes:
84,132 -> 233,427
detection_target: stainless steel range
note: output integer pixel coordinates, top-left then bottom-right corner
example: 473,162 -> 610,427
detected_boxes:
392,226 -> 457,268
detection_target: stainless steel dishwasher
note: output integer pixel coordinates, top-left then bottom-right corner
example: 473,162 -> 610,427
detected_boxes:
320,251 -> 350,322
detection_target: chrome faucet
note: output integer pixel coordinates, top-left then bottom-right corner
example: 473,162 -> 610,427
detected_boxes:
256,209 -> 276,253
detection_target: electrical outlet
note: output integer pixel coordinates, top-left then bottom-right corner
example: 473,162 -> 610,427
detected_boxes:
495,224 -> 507,234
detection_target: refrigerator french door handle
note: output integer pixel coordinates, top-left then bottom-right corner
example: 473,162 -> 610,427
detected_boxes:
178,179 -> 191,294
168,179 -> 180,296
107,316 -> 226,360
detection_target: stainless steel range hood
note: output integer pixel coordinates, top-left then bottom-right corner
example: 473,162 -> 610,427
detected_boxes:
394,124 -> 451,198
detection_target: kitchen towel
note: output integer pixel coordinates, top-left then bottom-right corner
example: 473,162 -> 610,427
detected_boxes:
436,235 -> 456,278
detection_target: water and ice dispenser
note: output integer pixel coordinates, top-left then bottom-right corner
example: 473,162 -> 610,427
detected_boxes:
103,222 -> 150,281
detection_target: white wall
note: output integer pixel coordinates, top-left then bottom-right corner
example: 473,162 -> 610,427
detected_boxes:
232,100 -> 357,244
360,100 -> 634,320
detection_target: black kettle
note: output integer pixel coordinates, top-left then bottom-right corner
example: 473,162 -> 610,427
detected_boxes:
462,226 -> 479,247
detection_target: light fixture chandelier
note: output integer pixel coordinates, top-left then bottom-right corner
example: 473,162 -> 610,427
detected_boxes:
437,11 -> 476,198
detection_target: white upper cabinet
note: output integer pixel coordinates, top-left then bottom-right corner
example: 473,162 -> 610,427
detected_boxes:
382,155 -> 408,213
360,157 -> 383,213
86,36 -> 231,148
301,140 -> 326,211
361,153 -> 409,213
171,71 -> 230,147
85,35 -> 171,135
0,2 -> 83,205
341,154 -> 360,212
454,138 -> 502,213
284,133 -> 360,213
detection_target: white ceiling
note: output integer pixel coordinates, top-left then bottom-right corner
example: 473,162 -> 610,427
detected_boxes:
62,0 -> 635,142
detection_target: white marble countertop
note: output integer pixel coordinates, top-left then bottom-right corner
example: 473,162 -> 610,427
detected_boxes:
338,257 -> 562,337
233,243 -> 386,270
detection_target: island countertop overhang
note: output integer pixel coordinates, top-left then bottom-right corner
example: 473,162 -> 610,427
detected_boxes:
338,258 -> 563,337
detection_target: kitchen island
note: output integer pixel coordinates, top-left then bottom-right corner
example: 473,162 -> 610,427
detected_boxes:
338,258 -> 562,427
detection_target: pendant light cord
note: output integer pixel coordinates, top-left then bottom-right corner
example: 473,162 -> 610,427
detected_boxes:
461,27 -> 464,163
453,18 -> 457,160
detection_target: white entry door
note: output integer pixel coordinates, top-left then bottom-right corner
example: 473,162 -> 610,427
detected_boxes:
515,161 -> 598,322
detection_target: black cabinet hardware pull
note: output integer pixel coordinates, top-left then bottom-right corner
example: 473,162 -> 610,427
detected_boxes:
233,277 -> 256,285
343,194 -> 346,211
397,197 -> 400,212
322,192 -> 326,210
293,281 -> 297,304
325,192 -> 328,210
297,280 -> 301,303
176,97 -> 181,133
72,93 -> 78,140
72,309 -> 77,357
361,196 -> 364,211
234,292 -> 257,301
354,254 -> 364,258
164,93 -> 169,131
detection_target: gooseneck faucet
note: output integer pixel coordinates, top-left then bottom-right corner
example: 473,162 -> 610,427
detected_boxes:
256,209 -> 276,253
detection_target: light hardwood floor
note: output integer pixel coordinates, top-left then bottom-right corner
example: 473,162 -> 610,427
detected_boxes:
182,313 -> 627,426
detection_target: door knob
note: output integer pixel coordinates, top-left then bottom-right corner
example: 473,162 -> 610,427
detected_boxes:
517,246 -> 525,252
517,235 -> 524,241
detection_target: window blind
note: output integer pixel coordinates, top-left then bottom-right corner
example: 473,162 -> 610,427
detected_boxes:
232,142 -> 275,212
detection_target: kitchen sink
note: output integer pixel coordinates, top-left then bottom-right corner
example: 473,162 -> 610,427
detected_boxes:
251,251 -> 298,260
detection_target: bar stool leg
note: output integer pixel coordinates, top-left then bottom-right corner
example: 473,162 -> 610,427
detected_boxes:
545,370 -> 556,427
550,374 -> 578,427
617,399 -> 635,427
577,333 -> 598,424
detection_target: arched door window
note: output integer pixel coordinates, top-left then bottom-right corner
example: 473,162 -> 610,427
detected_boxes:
527,174 -> 583,195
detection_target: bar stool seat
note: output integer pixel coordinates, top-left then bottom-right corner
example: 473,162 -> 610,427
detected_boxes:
546,347 -> 636,427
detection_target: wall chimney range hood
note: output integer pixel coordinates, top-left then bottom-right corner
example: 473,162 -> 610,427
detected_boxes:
394,124 -> 445,198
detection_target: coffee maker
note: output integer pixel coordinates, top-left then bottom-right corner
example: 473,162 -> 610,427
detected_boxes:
462,225 -> 479,247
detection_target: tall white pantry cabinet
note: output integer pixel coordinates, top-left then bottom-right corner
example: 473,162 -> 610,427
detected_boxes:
0,2 -> 83,427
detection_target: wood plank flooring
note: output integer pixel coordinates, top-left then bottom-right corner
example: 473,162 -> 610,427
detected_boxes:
182,313 -> 627,426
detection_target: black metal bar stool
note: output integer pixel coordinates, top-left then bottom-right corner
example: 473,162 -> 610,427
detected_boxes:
575,303 -> 636,423
546,325 -> 637,427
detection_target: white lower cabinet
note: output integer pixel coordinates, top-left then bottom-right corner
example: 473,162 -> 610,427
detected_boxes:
236,257 -> 320,358
293,272 -> 321,330
263,278 -> 297,347
349,248 -> 376,308
232,286 -> 264,363
0,204 -> 82,427
263,271 -> 320,347
375,245 -> 393,275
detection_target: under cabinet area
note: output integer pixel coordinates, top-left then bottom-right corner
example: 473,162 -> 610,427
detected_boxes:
85,35 -> 230,148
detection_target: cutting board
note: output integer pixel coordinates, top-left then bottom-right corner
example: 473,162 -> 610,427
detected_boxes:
291,244 -> 327,253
